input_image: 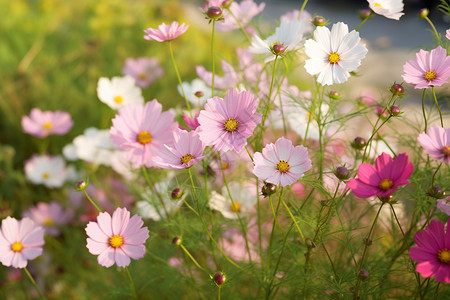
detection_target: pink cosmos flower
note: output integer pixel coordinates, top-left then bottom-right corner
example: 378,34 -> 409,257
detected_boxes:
402,46 -> 450,89
155,128 -> 205,169
23,201 -> 73,236
437,197 -> 450,216
183,113 -> 200,131
197,88 -> 262,152
410,219 -> 450,283
196,60 -> 240,89
346,152 -> 413,198
21,108 -> 73,138
122,57 -> 163,88
417,125 -> 450,164
110,100 -> 178,167
85,207 -> 149,268
253,137 -> 312,187
447,29 -> 450,41
0,217 -> 45,268
216,0 -> 265,32
143,21 -> 189,42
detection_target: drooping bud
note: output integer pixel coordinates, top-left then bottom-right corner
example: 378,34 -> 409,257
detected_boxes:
213,271 -> 226,286
390,105 -> 401,116
335,166 -> 350,180
359,269 -> 369,280
312,16 -> 327,26
262,182 -> 277,197
390,83 -> 405,96
272,44 -> 286,56
171,188 -> 183,200
418,8 -> 429,19
427,186 -> 446,199
206,6 -> 223,20
352,137 -> 366,150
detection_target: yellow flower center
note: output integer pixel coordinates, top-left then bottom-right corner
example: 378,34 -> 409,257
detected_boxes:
43,122 -> 53,130
181,154 -> 195,165
109,235 -> 123,248
230,201 -> 241,213
11,242 -> 23,252
442,145 -> 450,157
224,118 -> 239,132
138,73 -> 147,80
328,52 -> 340,64
221,162 -> 230,170
378,179 -> 393,191
277,160 -> 290,173
438,248 -> 450,264
424,71 -> 436,81
42,172 -> 50,179
114,96 -> 124,104
43,218 -> 53,226
137,131 -> 152,144
374,2 -> 382,7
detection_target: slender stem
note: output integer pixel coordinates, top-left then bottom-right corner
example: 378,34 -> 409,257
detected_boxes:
281,197 -> 305,243
298,0 -> 309,17
421,89 -> 428,132
83,190 -> 103,213
431,86 -> 444,127
24,267 -> 45,300
218,286 -> 221,300
431,163 -> 442,186
245,145 -> 254,162
355,12 -> 372,31
266,191 -> 283,273
433,282 -> 441,300
180,244 -> 207,272
226,8 -> 251,43
141,166 -> 170,219
211,20 -> 216,97
168,41 -> 192,115
125,266 -> 137,299
424,16 -> 441,44
361,116 -> 392,163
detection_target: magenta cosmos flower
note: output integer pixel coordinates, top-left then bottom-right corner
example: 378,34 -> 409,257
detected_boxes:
253,137 -> 312,187
143,21 -> 189,42
110,100 -> 178,167
21,108 -> 73,138
23,201 -> 73,236
155,128 -> 205,169
197,88 -> 262,152
402,46 -> 450,89
346,152 -> 413,198
410,219 -> 450,283
417,125 -> 450,164
0,217 -> 45,268
85,207 -> 149,268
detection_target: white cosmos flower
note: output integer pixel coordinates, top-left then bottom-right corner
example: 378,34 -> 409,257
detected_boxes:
24,155 -> 68,188
249,18 -> 306,63
368,0 -> 404,20
177,78 -> 212,107
304,22 -> 368,86
97,75 -> 144,110
208,182 -> 257,219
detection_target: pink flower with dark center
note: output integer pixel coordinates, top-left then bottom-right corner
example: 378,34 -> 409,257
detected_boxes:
183,113 -> 200,131
122,57 -> 163,88
85,207 -> 149,268
346,152 -> 413,198
110,100 -> 178,167
197,88 -> 262,152
143,21 -> 189,42
253,137 -> 312,187
402,46 -> 450,89
417,125 -> 450,164
0,217 -> 45,268
21,108 -> 73,138
155,128 -> 205,169
23,201 -> 73,236
410,219 -> 450,283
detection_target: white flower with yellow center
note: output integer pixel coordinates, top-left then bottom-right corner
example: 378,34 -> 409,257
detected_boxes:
304,22 -> 368,86
24,155 -> 68,188
208,182 -> 257,219
368,0 -> 404,20
97,75 -> 144,110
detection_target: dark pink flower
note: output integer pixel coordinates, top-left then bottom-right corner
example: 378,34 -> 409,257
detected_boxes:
346,152 -> 413,198
21,108 -> 73,138
402,46 -> 450,89
417,125 -> 449,164
183,113 -> 200,131
122,57 -> 163,88
410,219 -> 450,283
143,21 -> 189,42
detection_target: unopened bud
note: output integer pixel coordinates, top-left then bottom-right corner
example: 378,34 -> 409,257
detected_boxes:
262,183 -> 277,197
207,6 -> 223,20
359,269 -> 369,280
312,16 -> 326,26
305,238 -> 316,249
379,194 -> 394,203
76,180 -> 88,191
194,91 -> 204,98
213,271 -> 226,286
335,166 -> 350,180
390,83 -> 405,96
359,9 -> 372,20
363,237 -> 372,246
172,236 -> 182,246
418,8 -> 429,19
221,0 -> 232,9
352,137 -> 366,150
329,90 -> 340,100
171,188 -> 183,199
272,44 -> 286,55
428,186 -> 446,199
390,105 -> 401,116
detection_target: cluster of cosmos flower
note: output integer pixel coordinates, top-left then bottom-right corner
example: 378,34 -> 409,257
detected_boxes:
1,0 -> 450,296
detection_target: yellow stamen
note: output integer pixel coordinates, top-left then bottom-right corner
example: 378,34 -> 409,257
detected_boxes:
438,248 -> 450,264
379,179 -> 393,191
109,235 -> 123,248
277,160 -> 290,173
328,52 -> 340,64
224,118 -> 239,132
441,145 -> 450,157
230,202 -> 241,213
424,71 -> 436,81
43,218 -> 53,226
137,131 -> 152,144
138,73 -> 147,80
11,242 -> 23,252
181,154 -> 195,165
114,96 -> 124,104
42,172 -> 50,179
221,162 -> 230,170
43,122 -> 53,130
374,2 -> 382,7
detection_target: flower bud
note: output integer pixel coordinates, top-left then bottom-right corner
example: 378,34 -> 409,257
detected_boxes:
359,269 -> 369,280
363,237 -> 372,246
172,236 -> 182,246
305,238 -> 316,249
376,107 -> 389,119
379,194 -> 394,203
418,8 -> 429,19
213,271 -> 226,286
262,183 -> 277,197
352,137 -> 366,150
221,0 -> 232,9
194,91 -> 204,98
390,83 -> 405,96
207,6 -> 223,20
171,188 -> 183,199
272,44 -> 286,55
335,166 -> 350,180
312,16 -> 326,26
390,105 -> 401,116
320,200 -> 330,206
76,180 -> 88,191
329,90 -> 340,100
427,186 -> 446,199
359,9 -> 372,20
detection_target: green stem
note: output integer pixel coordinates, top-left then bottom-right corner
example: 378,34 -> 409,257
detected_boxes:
218,286 -> 221,300
180,244 -> 207,272
168,41 -> 192,115
24,267 -> 45,300
424,16 -> 441,44
361,116 -> 392,163
281,197 -> 305,243
298,0 -> 309,17
421,89 -> 428,132
141,166 -> 170,219
245,145 -> 254,162
125,266 -> 137,299
266,192 -> 283,274
355,12 -> 372,31
226,8 -> 251,43
83,190 -> 103,213
211,20 -> 216,97
433,282 -> 441,300
431,86 -> 444,127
